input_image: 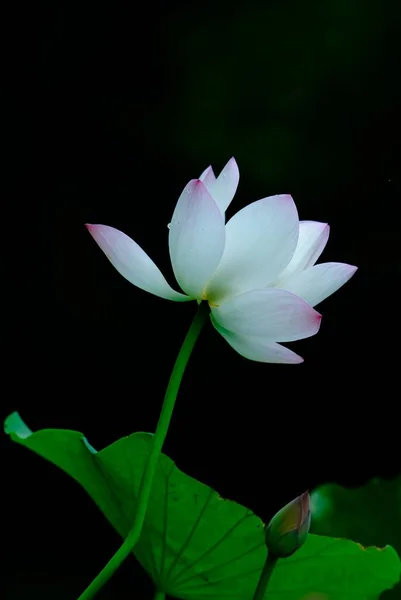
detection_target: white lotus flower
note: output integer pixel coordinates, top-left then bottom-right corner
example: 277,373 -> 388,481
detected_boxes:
86,158 -> 357,364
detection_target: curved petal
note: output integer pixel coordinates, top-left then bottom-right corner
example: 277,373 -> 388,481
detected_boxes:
200,157 -> 239,214
168,179 -> 225,299
199,165 -> 216,188
211,316 -> 303,363
205,195 -> 299,304
280,262 -> 358,307
86,224 -> 191,302
277,221 -> 330,281
211,288 -> 321,342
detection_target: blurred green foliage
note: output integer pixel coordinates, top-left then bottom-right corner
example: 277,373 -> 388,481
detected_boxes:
311,476 -> 401,598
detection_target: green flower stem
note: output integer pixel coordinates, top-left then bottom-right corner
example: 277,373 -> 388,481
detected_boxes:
252,555 -> 278,600
77,302 -> 209,600
153,590 -> 166,600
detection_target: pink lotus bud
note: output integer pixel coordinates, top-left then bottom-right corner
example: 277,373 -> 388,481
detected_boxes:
265,491 -> 311,558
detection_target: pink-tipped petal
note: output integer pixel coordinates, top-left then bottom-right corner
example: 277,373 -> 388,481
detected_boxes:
280,262 -> 358,307
211,288 -> 321,342
211,316 -> 303,364
200,157 -> 239,214
277,221 -> 330,281
205,195 -> 299,304
168,179 -> 225,299
199,165 -> 216,188
86,224 -> 191,302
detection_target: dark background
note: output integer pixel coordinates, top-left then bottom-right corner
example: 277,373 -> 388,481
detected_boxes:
4,0 -> 401,598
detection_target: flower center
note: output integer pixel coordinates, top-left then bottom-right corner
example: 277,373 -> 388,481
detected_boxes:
201,290 -> 219,307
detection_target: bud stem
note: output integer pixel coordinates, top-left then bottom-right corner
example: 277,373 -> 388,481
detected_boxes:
76,302 -> 209,600
252,555 -> 278,600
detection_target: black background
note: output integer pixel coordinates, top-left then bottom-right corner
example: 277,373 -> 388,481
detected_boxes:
4,1 -> 401,598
